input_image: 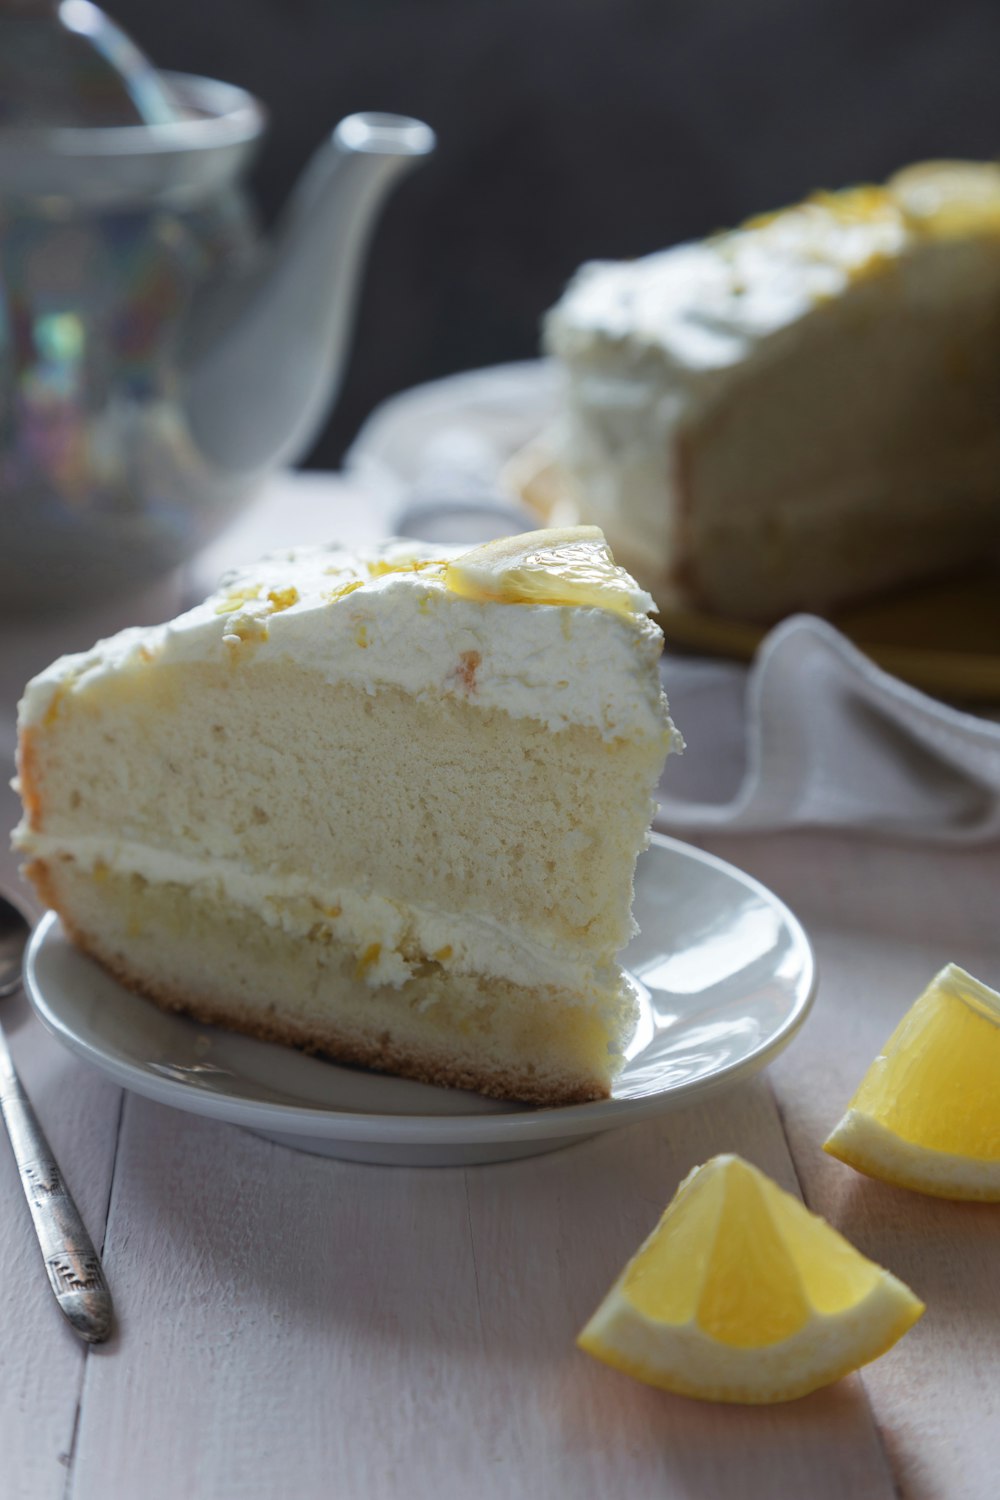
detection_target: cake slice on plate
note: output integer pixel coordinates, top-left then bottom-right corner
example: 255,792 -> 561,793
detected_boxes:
13,528 -> 680,1105
542,161 -> 1000,622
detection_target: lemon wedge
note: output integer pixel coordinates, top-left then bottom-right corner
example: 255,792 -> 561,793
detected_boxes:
443,527 -> 654,618
824,963 -> 1000,1200
578,1154 -> 923,1404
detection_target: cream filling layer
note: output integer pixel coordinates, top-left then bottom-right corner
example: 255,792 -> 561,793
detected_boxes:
17,830 -> 621,1006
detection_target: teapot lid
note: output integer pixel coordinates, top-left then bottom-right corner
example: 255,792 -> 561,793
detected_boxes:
0,1 -> 264,205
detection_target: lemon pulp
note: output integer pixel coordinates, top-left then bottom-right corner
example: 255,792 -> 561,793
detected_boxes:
825,964 -> 1000,1198
578,1154 -> 923,1403
624,1157 -> 881,1342
843,965 -> 1000,1156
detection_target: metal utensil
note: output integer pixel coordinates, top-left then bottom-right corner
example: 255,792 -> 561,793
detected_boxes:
0,894 -> 113,1343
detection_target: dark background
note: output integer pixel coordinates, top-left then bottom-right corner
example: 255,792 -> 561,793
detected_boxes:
115,0 -> 1000,467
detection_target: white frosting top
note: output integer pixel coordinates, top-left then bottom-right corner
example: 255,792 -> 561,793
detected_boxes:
544,164 -> 1000,379
546,203 -> 901,375
19,537 -> 675,745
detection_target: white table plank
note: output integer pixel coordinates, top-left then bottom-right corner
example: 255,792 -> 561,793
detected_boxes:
704,831 -> 1000,1500
0,988 -> 122,1499
69,1079 -> 897,1500
463,1082 -> 897,1500
71,1099 -> 489,1500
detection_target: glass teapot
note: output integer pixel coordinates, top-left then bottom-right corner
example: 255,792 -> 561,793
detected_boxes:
0,0 -> 434,610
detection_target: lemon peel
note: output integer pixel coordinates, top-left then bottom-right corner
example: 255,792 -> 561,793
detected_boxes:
443,527 -> 654,619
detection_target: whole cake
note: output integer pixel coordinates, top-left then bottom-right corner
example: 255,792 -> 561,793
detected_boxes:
14,528 -> 680,1105
542,161 -> 1000,622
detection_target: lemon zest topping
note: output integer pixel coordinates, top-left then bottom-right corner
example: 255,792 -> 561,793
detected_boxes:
324,579 -> 365,604
740,167 -> 1000,255
215,585 -> 261,615
266,586 -> 299,613
354,943 -> 381,978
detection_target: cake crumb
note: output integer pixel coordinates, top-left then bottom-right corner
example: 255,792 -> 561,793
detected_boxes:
223,611 -> 269,647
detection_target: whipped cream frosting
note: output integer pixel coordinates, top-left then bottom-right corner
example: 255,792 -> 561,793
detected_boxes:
544,164 -> 1000,378
19,538 -> 675,745
16,831 -> 622,1002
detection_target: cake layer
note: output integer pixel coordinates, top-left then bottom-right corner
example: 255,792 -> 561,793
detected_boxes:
31,860 -> 635,1105
17,668 -> 668,969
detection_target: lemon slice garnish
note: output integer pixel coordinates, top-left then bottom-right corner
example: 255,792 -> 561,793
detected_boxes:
890,161 -> 1000,237
443,527 -> 654,618
824,963 -> 1000,1199
578,1154 -> 923,1404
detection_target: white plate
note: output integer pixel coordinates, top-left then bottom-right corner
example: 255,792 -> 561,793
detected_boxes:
24,835 -> 815,1168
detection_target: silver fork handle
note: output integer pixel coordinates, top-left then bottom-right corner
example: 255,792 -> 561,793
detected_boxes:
0,1029 -> 113,1343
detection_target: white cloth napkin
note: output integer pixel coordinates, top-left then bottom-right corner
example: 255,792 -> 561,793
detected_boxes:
657,614 -> 1000,844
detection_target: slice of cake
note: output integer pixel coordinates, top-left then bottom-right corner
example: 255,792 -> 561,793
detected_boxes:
542,161 -> 1000,622
14,528 -> 680,1105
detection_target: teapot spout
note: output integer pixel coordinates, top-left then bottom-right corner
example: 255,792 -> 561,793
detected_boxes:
183,112 -> 435,474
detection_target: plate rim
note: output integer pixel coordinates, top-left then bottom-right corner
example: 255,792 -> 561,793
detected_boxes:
23,834 -> 816,1146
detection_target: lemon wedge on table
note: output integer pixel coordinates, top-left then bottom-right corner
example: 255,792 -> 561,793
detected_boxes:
578,1154 -> 923,1404
443,527 -> 654,618
824,963 -> 1000,1200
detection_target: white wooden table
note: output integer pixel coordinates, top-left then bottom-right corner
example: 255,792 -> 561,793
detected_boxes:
2,476 -> 999,1500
